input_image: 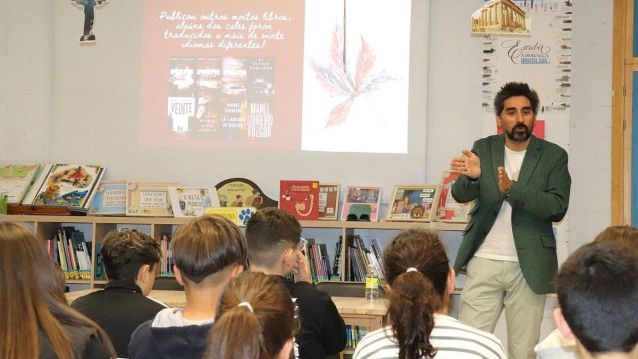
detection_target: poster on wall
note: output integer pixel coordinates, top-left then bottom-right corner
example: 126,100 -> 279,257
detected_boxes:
478,0 -> 572,146
474,0 -> 572,261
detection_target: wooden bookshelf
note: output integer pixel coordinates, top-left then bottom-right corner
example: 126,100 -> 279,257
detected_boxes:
0,215 -> 467,287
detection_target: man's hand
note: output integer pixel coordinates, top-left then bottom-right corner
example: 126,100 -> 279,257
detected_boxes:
497,166 -> 513,194
450,149 -> 482,180
293,251 -> 311,283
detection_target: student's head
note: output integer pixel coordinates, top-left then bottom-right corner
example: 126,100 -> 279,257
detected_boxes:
554,241 -> 638,356
101,229 -> 161,295
245,208 -> 302,274
493,82 -> 540,116
594,225 -> 638,245
204,271 -> 299,359
171,215 -> 247,288
0,222 -> 115,359
383,229 -> 452,359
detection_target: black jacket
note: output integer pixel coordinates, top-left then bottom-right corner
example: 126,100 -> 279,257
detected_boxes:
128,308 -> 213,359
71,280 -> 166,357
279,277 -> 347,359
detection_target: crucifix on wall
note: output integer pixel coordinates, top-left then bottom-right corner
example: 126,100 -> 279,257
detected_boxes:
72,0 -> 107,42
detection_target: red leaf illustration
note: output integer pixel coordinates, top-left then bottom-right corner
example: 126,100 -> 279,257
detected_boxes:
325,97 -> 355,128
353,36 -> 376,90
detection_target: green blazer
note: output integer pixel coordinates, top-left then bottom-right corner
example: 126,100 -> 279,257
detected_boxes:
452,135 -> 571,294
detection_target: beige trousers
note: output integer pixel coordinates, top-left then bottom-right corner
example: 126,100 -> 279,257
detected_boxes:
459,256 -> 547,359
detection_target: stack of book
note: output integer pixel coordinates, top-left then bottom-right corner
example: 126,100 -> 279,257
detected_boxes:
47,226 -> 92,280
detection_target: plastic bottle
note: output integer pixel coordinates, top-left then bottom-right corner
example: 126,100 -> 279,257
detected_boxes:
365,263 -> 379,302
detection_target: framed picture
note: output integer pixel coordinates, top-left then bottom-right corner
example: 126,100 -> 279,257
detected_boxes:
436,171 -> 475,223
386,185 -> 440,222
318,183 -> 340,220
340,186 -> 382,222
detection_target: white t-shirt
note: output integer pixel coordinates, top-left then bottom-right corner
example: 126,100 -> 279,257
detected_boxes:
475,146 -> 526,262
353,314 -> 506,359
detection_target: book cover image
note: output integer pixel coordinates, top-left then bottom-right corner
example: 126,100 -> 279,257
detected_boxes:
279,180 -> 320,220
89,181 -> 127,216
437,171 -> 475,223
169,187 -> 221,217
318,183 -> 340,220
340,186 -> 382,222
215,177 -> 278,209
126,181 -> 177,217
0,164 -> 42,204
25,164 -> 104,210
387,185 -> 441,222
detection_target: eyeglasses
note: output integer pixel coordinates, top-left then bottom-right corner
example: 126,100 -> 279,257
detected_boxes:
346,214 -> 371,221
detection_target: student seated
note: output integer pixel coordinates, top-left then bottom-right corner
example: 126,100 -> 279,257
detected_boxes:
535,225 -> 638,359
203,271 -> 299,359
71,229 -> 166,357
0,222 -> 116,358
128,215 -> 247,359
245,208 -> 346,359
354,229 -> 506,359
551,240 -> 638,359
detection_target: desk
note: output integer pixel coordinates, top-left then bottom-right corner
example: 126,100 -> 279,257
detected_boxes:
65,289 -> 387,330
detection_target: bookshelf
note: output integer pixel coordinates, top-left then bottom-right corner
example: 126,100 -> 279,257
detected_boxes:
0,215 -> 466,287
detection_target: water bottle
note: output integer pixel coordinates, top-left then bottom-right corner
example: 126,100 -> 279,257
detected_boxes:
365,263 -> 379,302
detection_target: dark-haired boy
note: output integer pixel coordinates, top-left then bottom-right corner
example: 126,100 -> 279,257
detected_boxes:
128,215 -> 247,359
246,207 -> 346,359
552,241 -> 638,359
71,229 -> 166,357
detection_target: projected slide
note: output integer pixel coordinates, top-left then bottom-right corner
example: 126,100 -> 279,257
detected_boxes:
140,0 -> 411,153
302,0 -> 411,153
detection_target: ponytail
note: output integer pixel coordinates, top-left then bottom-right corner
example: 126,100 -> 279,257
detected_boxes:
386,271 -> 441,359
207,306 -> 262,359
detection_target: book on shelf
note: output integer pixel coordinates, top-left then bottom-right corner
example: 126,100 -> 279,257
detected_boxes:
386,184 -> 441,222
341,186 -> 382,222
304,239 -> 334,282
48,226 -> 91,280
343,235 -> 384,282
318,183 -> 340,220
160,234 -> 173,276
126,181 -> 177,217
215,177 -> 278,209
0,164 -> 42,204
279,180 -> 320,220
169,186 -> 220,217
436,171 -> 475,223
205,206 -> 256,226
94,242 -> 106,280
22,164 -> 105,211
89,180 -> 127,216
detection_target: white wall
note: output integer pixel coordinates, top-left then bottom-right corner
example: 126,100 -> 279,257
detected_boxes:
0,0 -> 52,163
0,1 -> 613,260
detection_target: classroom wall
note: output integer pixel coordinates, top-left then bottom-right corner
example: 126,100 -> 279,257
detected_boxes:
0,0 -> 52,163
0,1 -> 613,253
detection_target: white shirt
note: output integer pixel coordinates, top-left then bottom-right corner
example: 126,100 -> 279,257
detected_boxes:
475,146 -> 526,262
353,314 -> 506,359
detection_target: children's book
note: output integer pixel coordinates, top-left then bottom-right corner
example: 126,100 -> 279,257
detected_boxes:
23,164 -> 104,210
126,181 -> 177,217
386,185 -> 441,222
340,186 -> 382,222
205,207 -> 256,226
318,183 -> 340,220
169,187 -> 220,217
279,180 -> 320,220
0,164 -> 42,204
436,171 -> 475,223
89,181 -> 127,216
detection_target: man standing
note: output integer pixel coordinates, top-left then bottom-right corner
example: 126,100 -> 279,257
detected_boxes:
450,82 -> 571,359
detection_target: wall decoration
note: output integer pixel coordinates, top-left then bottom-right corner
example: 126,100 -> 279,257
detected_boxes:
71,0 -> 107,42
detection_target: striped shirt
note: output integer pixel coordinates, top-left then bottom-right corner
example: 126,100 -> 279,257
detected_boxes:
353,314 -> 506,359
